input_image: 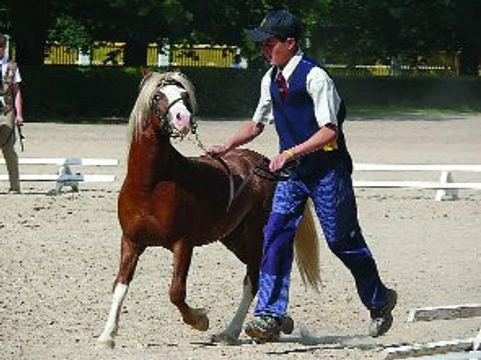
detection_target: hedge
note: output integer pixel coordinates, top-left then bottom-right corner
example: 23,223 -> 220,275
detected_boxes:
19,66 -> 481,120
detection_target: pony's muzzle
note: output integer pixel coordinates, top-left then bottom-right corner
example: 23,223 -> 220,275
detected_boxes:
170,104 -> 192,135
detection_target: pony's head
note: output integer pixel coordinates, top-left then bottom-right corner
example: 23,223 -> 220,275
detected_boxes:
128,71 -> 197,141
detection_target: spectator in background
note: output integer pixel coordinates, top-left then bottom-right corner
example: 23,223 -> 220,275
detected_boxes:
230,54 -> 247,69
0,34 -> 24,194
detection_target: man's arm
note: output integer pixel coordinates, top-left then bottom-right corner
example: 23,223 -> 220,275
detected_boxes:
207,121 -> 265,156
12,82 -> 24,124
269,124 -> 338,172
266,66 -> 341,171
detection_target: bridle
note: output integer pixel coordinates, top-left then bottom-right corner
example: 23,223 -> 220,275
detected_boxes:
151,82 -> 198,139
145,76 -> 298,212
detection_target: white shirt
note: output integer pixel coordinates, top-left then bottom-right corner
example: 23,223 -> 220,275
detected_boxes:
252,50 -> 341,127
1,55 -> 22,83
1,55 -> 21,107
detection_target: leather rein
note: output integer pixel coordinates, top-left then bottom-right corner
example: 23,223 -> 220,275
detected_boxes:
151,82 -> 293,213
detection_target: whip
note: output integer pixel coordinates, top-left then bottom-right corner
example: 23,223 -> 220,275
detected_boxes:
16,120 -> 25,151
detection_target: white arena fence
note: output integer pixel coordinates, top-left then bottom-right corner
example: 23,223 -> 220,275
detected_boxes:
2,159 -> 480,200
353,163 -> 481,201
0,157 -> 119,194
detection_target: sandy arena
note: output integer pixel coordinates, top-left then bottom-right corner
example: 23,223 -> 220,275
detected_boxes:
1,114 -> 480,359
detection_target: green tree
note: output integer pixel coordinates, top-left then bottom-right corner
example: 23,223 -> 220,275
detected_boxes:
312,0 -> 454,64
7,0 -> 478,74
454,0 -> 481,75
8,0 -> 52,65
312,0 -> 479,75
48,15 -> 91,52
5,0 -> 328,67
0,3 -> 10,34
180,0 -> 327,69
49,0 -> 188,66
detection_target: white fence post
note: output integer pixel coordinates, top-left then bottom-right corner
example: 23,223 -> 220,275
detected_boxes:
78,48 -> 91,66
435,171 -> 458,201
157,41 -> 170,67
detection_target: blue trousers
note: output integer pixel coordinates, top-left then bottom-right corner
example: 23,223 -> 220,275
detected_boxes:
254,166 -> 388,318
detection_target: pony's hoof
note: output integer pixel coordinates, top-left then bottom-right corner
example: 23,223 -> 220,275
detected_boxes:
191,308 -> 209,331
211,332 -> 239,345
194,316 -> 209,331
98,336 -> 115,349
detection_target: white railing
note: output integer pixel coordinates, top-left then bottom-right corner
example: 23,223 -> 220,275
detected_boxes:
353,163 -> 481,201
0,157 -> 119,194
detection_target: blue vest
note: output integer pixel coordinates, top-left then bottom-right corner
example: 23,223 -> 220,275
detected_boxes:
270,56 -> 352,178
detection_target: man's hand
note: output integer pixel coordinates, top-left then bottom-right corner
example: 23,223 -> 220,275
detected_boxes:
16,117 -> 24,126
206,144 -> 230,157
269,151 -> 294,172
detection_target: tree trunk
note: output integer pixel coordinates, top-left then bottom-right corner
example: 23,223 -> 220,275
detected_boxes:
455,1 -> 480,76
10,0 -> 51,65
124,40 -> 148,67
458,45 -> 479,76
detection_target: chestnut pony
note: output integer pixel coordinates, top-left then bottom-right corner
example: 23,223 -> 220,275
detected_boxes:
98,71 -> 321,347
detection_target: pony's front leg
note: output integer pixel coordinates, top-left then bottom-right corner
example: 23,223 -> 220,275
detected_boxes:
98,237 -> 143,348
170,240 -> 209,331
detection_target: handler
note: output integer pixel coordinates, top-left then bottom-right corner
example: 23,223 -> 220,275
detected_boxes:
208,10 -> 397,342
0,34 -> 24,194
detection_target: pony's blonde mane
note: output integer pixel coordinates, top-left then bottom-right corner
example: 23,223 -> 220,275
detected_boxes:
127,71 -> 197,143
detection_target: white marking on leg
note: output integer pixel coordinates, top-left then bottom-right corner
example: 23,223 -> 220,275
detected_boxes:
98,283 -> 129,348
221,276 -> 254,341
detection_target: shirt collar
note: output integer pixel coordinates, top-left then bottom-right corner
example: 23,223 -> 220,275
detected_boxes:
277,49 -> 303,81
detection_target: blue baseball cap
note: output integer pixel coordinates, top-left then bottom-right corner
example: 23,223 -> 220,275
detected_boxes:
247,10 -> 303,43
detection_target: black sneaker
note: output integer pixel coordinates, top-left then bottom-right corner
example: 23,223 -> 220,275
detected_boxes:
369,288 -> 397,337
280,315 -> 294,335
245,316 -> 281,342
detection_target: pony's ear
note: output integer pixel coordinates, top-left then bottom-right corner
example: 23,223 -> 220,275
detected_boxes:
180,91 -> 194,113
141,66 -> 152,78
138,67 -> 154,92
180,90 -> 190,102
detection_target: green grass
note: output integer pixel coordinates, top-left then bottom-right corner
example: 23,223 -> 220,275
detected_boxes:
348,106 -> 481,117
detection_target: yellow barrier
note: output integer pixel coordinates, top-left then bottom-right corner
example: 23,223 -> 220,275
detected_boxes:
43,42 -> 237,68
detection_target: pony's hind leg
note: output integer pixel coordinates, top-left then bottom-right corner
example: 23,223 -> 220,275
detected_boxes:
98,237 -> 143,349
170,240 -> 209,331
212,275 -> 254,344
213,217 -> 263,343
97,282 -> 128,348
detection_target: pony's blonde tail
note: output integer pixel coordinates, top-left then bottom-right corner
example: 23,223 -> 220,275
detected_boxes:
294,200 -> 322,292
